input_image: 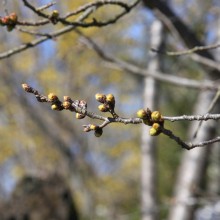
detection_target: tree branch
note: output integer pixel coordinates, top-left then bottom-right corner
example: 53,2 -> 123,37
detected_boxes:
76,30 -> 219,90
21,83 -> 220,150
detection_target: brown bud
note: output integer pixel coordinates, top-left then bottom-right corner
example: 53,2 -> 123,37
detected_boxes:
9,13 -> 18,23
63,96 -> 72,102
22,83 -> 32,92
94,128 -> 103,137
83,127 -> 90,132
48,93 -> 58,102
95,93 -> 106,103
1,16 -> 9,25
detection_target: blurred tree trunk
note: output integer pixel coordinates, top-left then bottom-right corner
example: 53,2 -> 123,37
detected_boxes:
141,19 -> 164,220
168,92 -> 216,220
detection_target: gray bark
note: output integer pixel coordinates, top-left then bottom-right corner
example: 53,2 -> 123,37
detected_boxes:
141,20 -> 164,220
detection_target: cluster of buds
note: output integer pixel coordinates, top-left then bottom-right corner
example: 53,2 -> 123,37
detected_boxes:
48,93 -> 64,111
95,93 -> 118,118
137,108 -> 164,136
0,12 -> 18,31
83,124 -> 103,137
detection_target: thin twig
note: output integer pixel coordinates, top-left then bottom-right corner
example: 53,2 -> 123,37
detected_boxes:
0,7 -> 95,59
37,2 -> 56,12
161,127 -> 220,150
63,0 -> 131,19
163,113 -> 220,122
76,30 -> 219,91
0,0 -> 140,59
193,88 -> 220,138
151,43 -> 220,56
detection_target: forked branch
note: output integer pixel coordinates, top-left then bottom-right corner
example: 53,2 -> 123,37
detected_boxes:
22,83 -> 220,150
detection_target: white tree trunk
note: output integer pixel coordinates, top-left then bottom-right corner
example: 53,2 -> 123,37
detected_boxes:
168,90 -> 217,220
141,20 -> 164,220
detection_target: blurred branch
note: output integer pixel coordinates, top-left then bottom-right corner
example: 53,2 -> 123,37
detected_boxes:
161,127 -> 220,150
151,42 -> 220,56
190,53 -> 220,72
0,8 -> 94,59
0,0 -> 140,59
76,30 -> 219,90
193,88 -> 220,138
22,0 -> 140,26
151,43 -> 220,72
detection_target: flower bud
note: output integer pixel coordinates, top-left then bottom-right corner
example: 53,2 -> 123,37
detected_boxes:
95,93 -> 106,103
151,111 -> 162,121
90,124 -> 98,130
152,123 -> 160,131
98,104 -> 109,112
48,93 -> 58,102
0,16 -> 9,25
149,127 -> 158,136
51,104 -> 59,110
50,10 -> 59,24
149,123 -> 161,136
9,13 -> 18,23
106,94 -> 115,104
51,10 -> 59,18
22,83 -> 32,92
76,113 -> 86,119
137,109 -> 148,119
94,128 -> 103,137
83,127 -> 90,132
63,96 -> 72,102
62,101 -> 71,109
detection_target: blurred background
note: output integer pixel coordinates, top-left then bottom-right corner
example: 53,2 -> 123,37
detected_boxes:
0,0 -> 219,219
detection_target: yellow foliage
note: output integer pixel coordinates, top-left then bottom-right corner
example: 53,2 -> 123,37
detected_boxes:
12,165 -> 26,179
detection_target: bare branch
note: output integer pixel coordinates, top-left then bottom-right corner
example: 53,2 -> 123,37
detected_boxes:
0,0 -> 140,59
151,42 -> 220,56
36,2 -> 56,12
0,7 -> 94,59
63,0 -> 132,19
161,127 -> 220,150
22,83 -> 220,150
193,88 -> 220,138
76,30 -> 219,91
163,113 -> 220,122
